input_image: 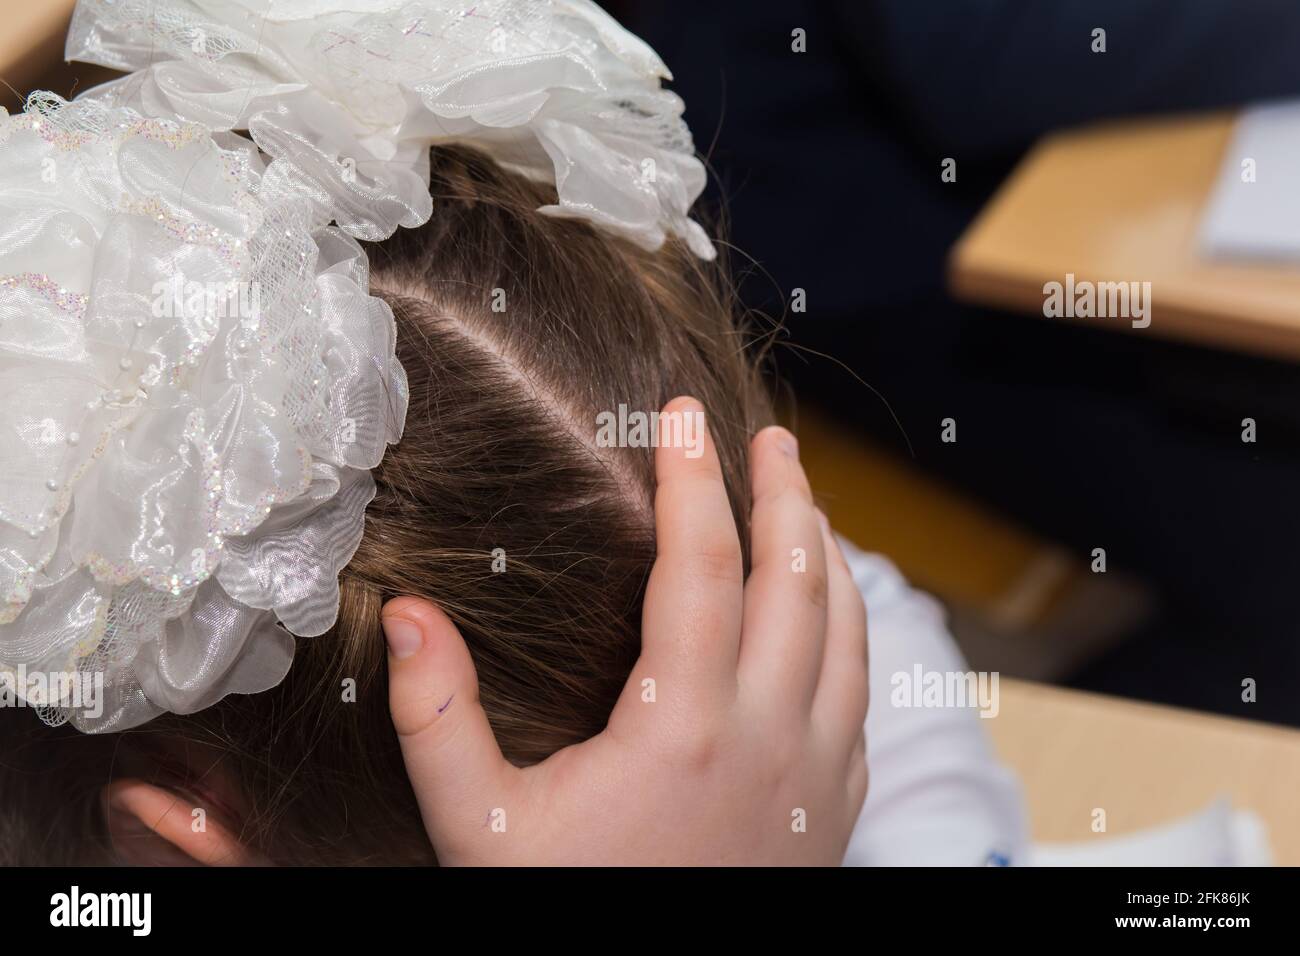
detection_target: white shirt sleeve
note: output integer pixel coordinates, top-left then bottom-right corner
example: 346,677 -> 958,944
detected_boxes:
837,536 -> 1030,866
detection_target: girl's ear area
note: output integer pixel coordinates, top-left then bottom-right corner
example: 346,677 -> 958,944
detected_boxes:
102,779 -> 258,867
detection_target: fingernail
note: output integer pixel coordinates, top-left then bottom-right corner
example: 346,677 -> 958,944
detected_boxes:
383,616 -> 423,660
772,427 -> 799,459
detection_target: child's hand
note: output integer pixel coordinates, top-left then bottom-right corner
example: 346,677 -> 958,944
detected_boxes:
381,397 -> 869,865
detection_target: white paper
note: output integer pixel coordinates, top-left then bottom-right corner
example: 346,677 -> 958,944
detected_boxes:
1200,100 -> 1300,263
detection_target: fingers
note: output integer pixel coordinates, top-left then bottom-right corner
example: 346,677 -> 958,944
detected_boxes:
738,425 -> 828,708
383,596 -> 516,851
636,396 -> 744,705
811,513 -> 870,751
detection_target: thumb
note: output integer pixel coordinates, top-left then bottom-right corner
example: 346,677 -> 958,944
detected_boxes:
382,596 -> 515,854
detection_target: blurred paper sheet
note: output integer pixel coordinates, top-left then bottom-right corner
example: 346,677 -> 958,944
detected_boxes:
1200,101 -> 1300,262
1029,798 -> 1271,866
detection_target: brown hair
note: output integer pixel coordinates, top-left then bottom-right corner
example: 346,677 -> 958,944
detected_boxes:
0,144 -> 774,865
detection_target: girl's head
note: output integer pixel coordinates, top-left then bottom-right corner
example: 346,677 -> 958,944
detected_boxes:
1,144 -> 774,865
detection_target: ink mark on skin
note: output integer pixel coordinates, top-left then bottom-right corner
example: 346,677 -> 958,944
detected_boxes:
437,694 -> 454,715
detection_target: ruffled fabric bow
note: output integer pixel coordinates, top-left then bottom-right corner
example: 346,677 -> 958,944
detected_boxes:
67,0 -> 715,256
0,0 -> 710,731
0,94 -> 406,730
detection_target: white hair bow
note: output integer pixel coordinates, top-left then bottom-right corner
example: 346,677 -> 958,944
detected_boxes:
0,0 -> 709,731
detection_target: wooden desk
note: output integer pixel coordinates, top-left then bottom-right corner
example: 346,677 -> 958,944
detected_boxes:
950,112 -> 1300,361
0,0 -> 115,114
990,678 -> 1300,864
0,0 -> 76,106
